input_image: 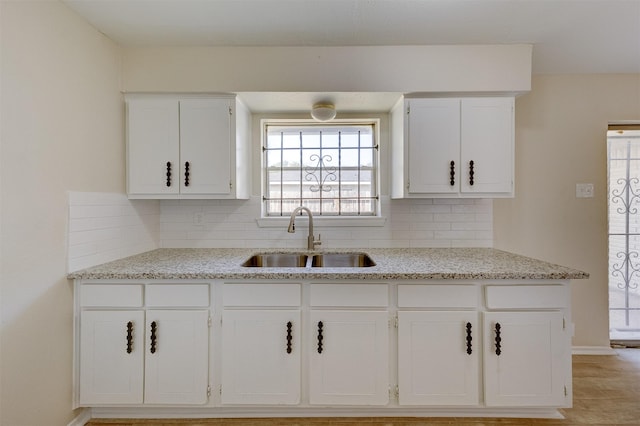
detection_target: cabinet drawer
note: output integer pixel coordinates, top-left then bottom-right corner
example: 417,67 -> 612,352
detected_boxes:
80,284 -> 143,307
223,283 -> 301,307
146,284 -> 209,307
485,285 -> 567,309
398,284 -> 477,308
310,284 -> 388,307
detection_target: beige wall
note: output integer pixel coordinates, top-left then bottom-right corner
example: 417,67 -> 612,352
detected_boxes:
0,2 -> 123,424
121,44 -> 531,93
494,74 -> 640,348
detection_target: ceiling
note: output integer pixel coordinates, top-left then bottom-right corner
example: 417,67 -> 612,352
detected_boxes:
62,0 -> 640,112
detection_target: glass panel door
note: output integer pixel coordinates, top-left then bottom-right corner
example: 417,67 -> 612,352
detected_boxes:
608,129 -> 640,344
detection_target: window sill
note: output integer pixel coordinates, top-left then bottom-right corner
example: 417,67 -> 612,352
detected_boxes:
256,216 -> 387,228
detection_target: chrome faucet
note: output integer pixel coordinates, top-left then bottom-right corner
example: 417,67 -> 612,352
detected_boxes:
287,206 -> 321,250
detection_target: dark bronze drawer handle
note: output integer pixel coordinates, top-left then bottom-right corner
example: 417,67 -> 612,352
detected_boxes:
150,321 -> 157,354
126,321 -> 133,354
450,160 -> 455,186
317,321 -> 323,354
286,321 -> 293,354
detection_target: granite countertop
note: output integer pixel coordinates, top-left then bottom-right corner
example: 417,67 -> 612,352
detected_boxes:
67,248 -> 589,281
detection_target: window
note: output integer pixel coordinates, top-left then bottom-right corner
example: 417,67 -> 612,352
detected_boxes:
263,121 -> 379,217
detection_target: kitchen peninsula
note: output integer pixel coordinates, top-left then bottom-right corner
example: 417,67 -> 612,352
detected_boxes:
70,248 -> 587,421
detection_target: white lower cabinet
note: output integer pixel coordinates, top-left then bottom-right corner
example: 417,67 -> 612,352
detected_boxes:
79,309 -> 209,405
144,310 -> 210,404
77,283 -> 211,406
397,311 -> 479,405
79,310 -> 145,405
309,310 -> 389,405
75,280 -> 572,417
221,309 -> 301,405
483,311 -> 567,407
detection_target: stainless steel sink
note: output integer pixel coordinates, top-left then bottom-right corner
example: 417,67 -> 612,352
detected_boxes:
241,252 -> 376,268
311,252 -> 376,268
241,253 -> 309,267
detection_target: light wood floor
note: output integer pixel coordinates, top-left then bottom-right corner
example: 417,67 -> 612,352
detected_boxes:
87,349 -> 640,426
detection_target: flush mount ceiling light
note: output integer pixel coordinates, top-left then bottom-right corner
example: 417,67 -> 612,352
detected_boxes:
310,103 -> 336,122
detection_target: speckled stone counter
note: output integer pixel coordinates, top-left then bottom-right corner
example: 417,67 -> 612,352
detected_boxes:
67,248 -> 588,281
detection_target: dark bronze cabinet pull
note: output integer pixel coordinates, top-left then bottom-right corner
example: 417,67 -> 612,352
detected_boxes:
317,321 -> 324,354
450,161 -> 455,186
150,321 -> 157,354
494,322 -> 501,356
166,162 -> 172,187
469,160 -> 475,186
184,161 -> 190,187
286,321 -> 293,354
465,322 -> 472,355
126,321 -> 133,354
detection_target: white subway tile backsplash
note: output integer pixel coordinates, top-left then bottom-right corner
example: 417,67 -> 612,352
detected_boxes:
67,192 -> 159,272
157,196 -> 492,248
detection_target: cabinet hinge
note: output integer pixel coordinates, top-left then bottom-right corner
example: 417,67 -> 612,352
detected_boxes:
564,385 -> 568,397
219,385 -> 223,396
229,181 -> 233,189
389,315 -> 398,329
229,106 -> 233,115
406,105 -> 410,114
207,385 -> 212,397
388,385 -> 399,400
563,317 -> 566,330
208,316 -> 212,327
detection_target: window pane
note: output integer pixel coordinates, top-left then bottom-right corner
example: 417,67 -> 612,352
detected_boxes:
264,122 -> 378,216
321,130 -> 340,148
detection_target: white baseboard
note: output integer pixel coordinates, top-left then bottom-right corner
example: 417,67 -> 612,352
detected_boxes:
68,408 -> 92,426
572,345 -> 617,355
89,406 -> 564,420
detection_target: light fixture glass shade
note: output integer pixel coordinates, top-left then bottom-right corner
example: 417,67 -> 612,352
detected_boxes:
311,103 -> 336,121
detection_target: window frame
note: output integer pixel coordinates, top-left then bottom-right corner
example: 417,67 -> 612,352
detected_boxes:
259,118 -> 383,222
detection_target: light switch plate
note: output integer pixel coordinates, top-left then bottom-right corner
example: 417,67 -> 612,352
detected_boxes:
576,183 -> 594,198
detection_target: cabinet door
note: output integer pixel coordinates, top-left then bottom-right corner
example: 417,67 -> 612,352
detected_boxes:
144,310 -> 210,405
406,98 -> 460,194
309,310 -> 389,405
221,310 -> 301,405
79,310 -> 144,405
460,98 -> 514,194
127,99 -> 180,195
179,99 -> 232,195
483,311 -> 567,407
398,311 -> 479,405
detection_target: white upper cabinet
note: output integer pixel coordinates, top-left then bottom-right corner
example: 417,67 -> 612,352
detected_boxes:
126,94 -> 250,199
391,97 -> 515,198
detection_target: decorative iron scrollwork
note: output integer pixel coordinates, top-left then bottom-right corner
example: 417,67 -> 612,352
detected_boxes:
305,154 -> 337,193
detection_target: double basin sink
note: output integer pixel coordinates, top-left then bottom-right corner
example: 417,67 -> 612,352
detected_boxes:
242,252 -> 375,268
